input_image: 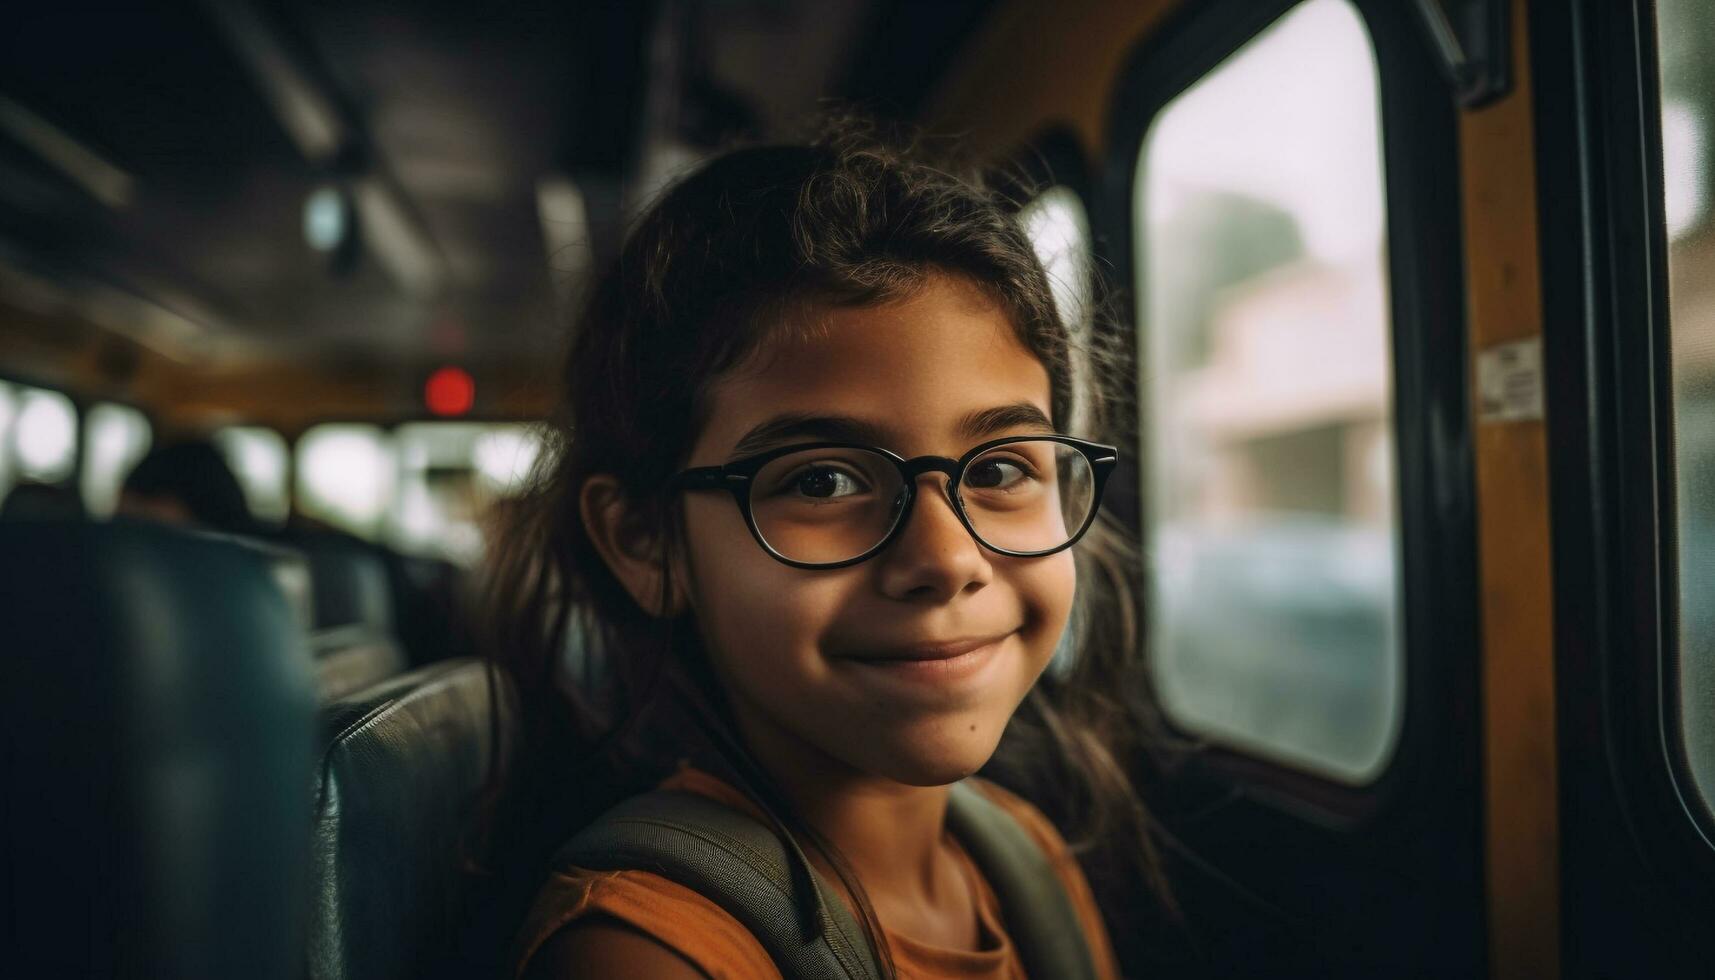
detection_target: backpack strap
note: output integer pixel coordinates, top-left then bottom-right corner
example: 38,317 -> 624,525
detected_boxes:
946,782 -> 1099,980
554,789 -> 883,980
555,782 -> 1098,980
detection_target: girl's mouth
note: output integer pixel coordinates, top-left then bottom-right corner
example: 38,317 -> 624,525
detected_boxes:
853,633 -> 1011,662
838,631 -> 1015,691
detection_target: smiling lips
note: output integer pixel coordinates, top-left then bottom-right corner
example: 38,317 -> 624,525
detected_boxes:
839,631 -> 1015,689
847,633 -> 1014,663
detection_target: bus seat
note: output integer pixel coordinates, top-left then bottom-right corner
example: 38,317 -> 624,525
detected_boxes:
311,624 -> 408,701
384,551 -> 478,668
308,658 -> 519,980
0,519 -> 318,980
0,480 -> 88,521
281,531 -> 408,699
293,531 -> 397,634
261,536 -> 316,632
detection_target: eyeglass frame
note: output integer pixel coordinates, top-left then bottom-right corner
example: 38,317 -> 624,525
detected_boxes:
669,434 -> 1119,570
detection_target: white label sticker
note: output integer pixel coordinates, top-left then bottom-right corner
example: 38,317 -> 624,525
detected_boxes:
1477,337 -> 1544,422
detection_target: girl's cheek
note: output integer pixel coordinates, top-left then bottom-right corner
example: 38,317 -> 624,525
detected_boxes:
679,502 -> 852,658
1015,551 -> 1078,667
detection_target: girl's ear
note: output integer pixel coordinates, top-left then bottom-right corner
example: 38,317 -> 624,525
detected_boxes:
579,474 -> 687,617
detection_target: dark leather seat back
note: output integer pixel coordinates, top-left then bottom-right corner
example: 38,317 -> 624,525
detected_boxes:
308,658 -> 519,980
284,531 -> 408,699
311,623 -> 408,701
299,532 -> 395,633
0,520 -> 318,980
384,551 -> 477,667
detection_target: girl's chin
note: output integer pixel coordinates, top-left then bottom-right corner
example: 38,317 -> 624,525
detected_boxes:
848,730 -> 1006,787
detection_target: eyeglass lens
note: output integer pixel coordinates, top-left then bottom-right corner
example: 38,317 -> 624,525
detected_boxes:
746,441 -> 1095,565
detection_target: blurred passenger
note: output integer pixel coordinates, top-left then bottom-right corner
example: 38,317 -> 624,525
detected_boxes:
118,438 -> 256,535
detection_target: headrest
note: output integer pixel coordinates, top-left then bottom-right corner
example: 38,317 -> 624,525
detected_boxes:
311,628 -> 408,701
385,551 -> 477,667
268,545 -> 317,633
267,531 -> 409,698
308,659 -> 519,980
0,519 -> 318,980
282,530 -> 395,632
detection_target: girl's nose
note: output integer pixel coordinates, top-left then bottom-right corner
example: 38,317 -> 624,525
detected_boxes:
875,476 -> 993,602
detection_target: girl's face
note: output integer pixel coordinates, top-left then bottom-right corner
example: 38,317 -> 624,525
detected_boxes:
677,273 -> 1076,787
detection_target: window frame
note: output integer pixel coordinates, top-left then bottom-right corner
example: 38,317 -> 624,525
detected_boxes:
1536,0 -> 1715,889
1100,0 -> 1476,823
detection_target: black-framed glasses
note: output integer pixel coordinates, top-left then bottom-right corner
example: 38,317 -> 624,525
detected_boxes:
670,435 -> 1118,569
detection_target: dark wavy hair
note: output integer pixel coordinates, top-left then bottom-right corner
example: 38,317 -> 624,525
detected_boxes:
484,120 -> 1177,975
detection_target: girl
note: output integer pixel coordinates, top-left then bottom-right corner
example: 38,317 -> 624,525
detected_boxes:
487,123 -> 1173,979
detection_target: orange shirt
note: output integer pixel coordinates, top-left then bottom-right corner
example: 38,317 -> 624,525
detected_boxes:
513,766 -> 1122,980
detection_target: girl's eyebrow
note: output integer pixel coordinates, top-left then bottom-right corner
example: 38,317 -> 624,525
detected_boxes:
729,414 -> 892,457
957,402 -> 1054,439
729,402 -> 1053,458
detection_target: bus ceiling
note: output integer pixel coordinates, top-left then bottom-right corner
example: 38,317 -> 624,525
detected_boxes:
0,0 -> 995,427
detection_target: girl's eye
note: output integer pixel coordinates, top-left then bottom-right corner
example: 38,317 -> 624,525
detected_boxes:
790,465 -> 867,500
965,456 -> 1034,491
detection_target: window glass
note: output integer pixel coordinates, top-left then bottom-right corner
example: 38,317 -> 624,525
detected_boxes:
296,424 -> 395,538
10,385 -> 78,485
82,403 -> 152,518
1136,0 -> 1401,783
1659,0 -> 1715,813
390,422 -> 542,563
215,426 -> 290,526
1021,185 -> 1094,339
1022,185 -> 1096,432
0,382 -> 16,503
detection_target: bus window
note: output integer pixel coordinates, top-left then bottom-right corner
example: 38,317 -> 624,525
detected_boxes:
390,422 -> 541,563
1022,185 -> 1095,433
81,403 -> 151,518
0,383 -> 14,501
296,424 -> 395,540
1020,185 -> 1093,339
214,426 -> 290,527
1660,0 -> 1715,815
7,384 -> 78,488
1135,0 -> 1400,783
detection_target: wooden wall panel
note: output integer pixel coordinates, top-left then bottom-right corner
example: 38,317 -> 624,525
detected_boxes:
1459,1 -> 1560,976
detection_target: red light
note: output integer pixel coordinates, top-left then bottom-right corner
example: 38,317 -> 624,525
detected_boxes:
424,366 -> 475,417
